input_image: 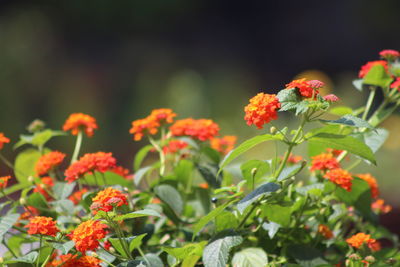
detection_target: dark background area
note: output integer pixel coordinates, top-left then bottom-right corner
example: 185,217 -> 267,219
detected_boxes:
0,0 -> 399,232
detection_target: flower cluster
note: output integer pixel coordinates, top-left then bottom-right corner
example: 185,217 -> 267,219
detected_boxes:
244,93 -> 281,129
91,187 -> 128,213
0,133 -> 10,149
170,118 -> 220,141
63,113 -> 98,137
210,136 -> 237,155
48,254 -> 102,267
358,60 -> 388,78
285,78 -> 322,98
310,152 -> 340,172
371,199 -> 392,214
318,224 -> 333,239
163,140 -> 188,154
68,220 -> 108,253
35,151 -> 66,176
25,216 -> 59,236
346,233 -> 378,250
0,176 -> 11,189
324,168 -> 353,191
379,49 -> 400,61
357,173 -> 379,199
64,152 -> 117,183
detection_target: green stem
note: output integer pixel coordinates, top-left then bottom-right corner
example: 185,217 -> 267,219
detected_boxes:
362,88 -> 376,120
41,247 -> 55,267
148,136 -> 166,176
237,199 -> 261,228
36,235 -> 42,267
106,213 -> 132,260
0,153 -> 14,170
2,240 -> 17,258
71,131 -> 83,164
137,247 -> 150,266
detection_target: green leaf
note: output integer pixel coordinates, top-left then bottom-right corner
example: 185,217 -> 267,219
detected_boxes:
277,88 -> 301,112
175,159 -> 194,185
134,166 -> 152,187
363,64 -> 393,88
115,209 -> 162,221
320,114 -> 374,129
308,132 -> 376,164
163,242 -> 206,260
53,199 -> 74,214
14,148 -> 45,184
50,240 -> 75,255
3,183 -> 28,195
329,106 -> 353,116
277,163 -> 305,182
117,260 -> 146,267
287,245 -> 327,267
9,251 -> 38,264
237,182 -> 280,214
352,79 -> 364,91
14,130 -> 66,149
296,183 -> 324,196
134,145 -> 154,171
129,234 -> 147,251
97,248 -> 116,266
136,254 -> 163,267
354,128 -> 388,153
154,184 -> 183,215
232,248 -> 268,267
240,160 -> 270,185
219,134 -> 283,172
192,198 -> 238,239
262,204 -> 293,227
27,192 -> 48,209
83,171 -> 131,187
197,164 -> 220,188
0,214 -> 19,243
261,221 -> 280,239
52,182 -> 76,200
215,211 -> 239,232
201,146 -> 221,164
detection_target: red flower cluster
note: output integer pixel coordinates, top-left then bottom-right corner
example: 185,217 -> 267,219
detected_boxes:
285,78 -> 321,98
371,199 -> 392,214
25,216 -> 59,236
0,176 -> 11,189
110,166 -> 130,178
47,254 -> 101,267
130,108 -> 177,141
0,133 -> 10,149
379,49 -> 400,60
69,188 -> 88,205
91,187 -> 128,213
358,60 -> 388,78
357,173 -> 379,199
390,77 -> 400,91
163,140 -> 188,154
324,168 -> 353,192
64,152 -> 117,183
210,136 -> 237,155
323,94 -> 340,102
68,220 -> 108,253
310,152 -> 340,172
318,224 -> 333,239
63,113 -> 98,137
35,151 -> 66,176
346,233 -> 378,250
244,93 -> 281,129
170,118 -> 220,141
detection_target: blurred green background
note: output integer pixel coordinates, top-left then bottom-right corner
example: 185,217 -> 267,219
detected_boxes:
0,1 -> 399,230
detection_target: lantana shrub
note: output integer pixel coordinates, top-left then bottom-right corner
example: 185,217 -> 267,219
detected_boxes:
0,50 -> 399,267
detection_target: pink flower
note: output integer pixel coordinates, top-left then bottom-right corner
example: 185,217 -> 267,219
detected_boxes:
323,94 -> 340,102
308,80 -> 325,89
379,49 -> 400,60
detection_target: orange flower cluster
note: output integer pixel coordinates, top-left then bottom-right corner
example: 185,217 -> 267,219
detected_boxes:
0,133 -> 10,149
130,108 -> 176,141
379,49 -> 400,60
68,220 -> 108,253
64,152 -> 117,183
19,206 -> 39,221
357,173 -> 379,199
285,78 -> 321,98
324,168 -> 353,192
372,199 -> 392,214
346,233 -> 378,250
25,216 -> 59,236
35,151 -> 66,176
0,176 -> 11,189
163,140 -> 188,154
286,153 -> 303,164
358,60 -> 388,78
91,187 -> 128,213
63,113 -> 98,137
69,188 -> 88,205
110,166 -> 130,178
244,93 -> 281,129
318,224 -> 333,239
170,118 -> 220,141
33,177 -> 55,201
210,136 -> 237,155
47,254 -> 101,267
310,153 -> 340,172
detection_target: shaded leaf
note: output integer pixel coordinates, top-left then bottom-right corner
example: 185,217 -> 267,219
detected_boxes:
197,164 -> 220,188
277,163 -> 305,182
53,182 -> 76,200
134,145 -> 153,171
9,252 -> 38,264
0,214 -> 19,243
154,184 -> 183,215
136,254 -> 163,267
261,221 -> 280,239
115,209 -> 162,221
232,248 -> 268,267
363,65 -> 392,88
287,245 -> 327,267
320,114 -> 374,129
50,241 -> 75,255
237,183 -> 280,214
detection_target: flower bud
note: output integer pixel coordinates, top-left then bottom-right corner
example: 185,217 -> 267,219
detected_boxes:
348,253 -> 361,261
269,126 -> 277,135
364,256 -> 375,263
19,198 -> 26,206
251,168 -> 258,177
109,247 -> 116,254
255,208 -> 262,216
27,119 -> 46,133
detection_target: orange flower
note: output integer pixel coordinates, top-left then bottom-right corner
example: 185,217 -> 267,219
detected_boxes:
0,176 -> 11,189
326,148 -> 344,157
63,113 -> 98,137
358,60 -> 388,78
371,199 -> 392,214
33,177 -> 55,201
149,108 -> 177,124
170,118 -> 220,141
129,117 -> 160,141
68,220 -> 108,253
310,153 -> 340,172
346,233 -> 377,250
286,78 -> 319,98
69,188 -> 89,205
324,168 -> 353,192
110,166 -> 130,178
357,173 -> 379,199
210,136 -> 237,155
318,224 -> 333,239
286,153 -> 303,164
25,216 -> 59,236
47,254 -> 101,267
64,152 -> 117,183
162,140 -> 188,154
0,133 -> 10,149
244,93 -> 281,129
199,183 -> 209,189
91,187 -> 128,213
35,151 -> 66,176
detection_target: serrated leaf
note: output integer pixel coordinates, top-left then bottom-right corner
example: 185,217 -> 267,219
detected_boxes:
277,88 -> 301,112
277,163 -> 305,182
0,213 -> 19,243
232,248 -> 268,267
53,182 -> 76,200
192,198 -> 238,239
215,211 -> 239,232
115,209 -> 161,221
202,230 -> 243,267
52,199 -> 74,214
320,114 -> 374,129
237,182 -> 280,214
134,145 -> 153,171
219,134 -> 283,172
27,192 -> 48,209
363,65 -> 393,88
50,240 -> 75,254
97,248 -> 116,266
154,184 -> 183,215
